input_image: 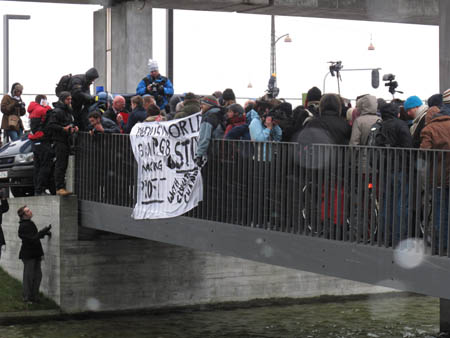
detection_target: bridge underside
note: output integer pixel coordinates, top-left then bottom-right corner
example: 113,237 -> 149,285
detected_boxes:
3,0 -> 440,25
81,200 -> 450,301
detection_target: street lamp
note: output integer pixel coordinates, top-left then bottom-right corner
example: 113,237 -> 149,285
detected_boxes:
270,15 -> 291,87
3,14 -> 31,94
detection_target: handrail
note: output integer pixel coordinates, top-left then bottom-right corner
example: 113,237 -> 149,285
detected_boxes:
74,133 -> 450,257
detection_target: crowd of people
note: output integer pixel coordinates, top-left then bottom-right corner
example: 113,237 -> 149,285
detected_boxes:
1,58 -> 450,240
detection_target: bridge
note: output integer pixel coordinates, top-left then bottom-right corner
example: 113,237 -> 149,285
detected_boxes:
75,132 -> 450,329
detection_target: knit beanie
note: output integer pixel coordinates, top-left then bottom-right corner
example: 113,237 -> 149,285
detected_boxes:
227,103 -> 244,116
148,59 -> 159,72
222,88 -> 236,102
404,95 -> 422,111
443,89 -> 450,104
428,93 -> 443,108
59,91 -> 71,102
306,86 -> 322,103
200,95 -> 219,107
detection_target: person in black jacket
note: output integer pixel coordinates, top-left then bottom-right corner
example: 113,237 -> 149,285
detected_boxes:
48,92 -> 78,196
88,111 -> 120,134
0,190 -> 9,261
298,93 -> 351,146
377,102 -> 413,246
68,67 -> 99,131
17,205 -> 51,304
118,95 -> 147,134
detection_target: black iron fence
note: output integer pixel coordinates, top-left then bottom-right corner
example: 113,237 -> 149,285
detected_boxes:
75,132 -> 450,256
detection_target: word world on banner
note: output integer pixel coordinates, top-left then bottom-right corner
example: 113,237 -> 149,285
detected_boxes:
130,112 -> 203,219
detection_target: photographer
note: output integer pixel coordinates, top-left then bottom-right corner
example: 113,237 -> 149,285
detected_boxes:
249,100 -> 282,142
1,83 -> 26,141
48,92 -> 78,196
136,59 -> 174,113
17,205 -> 51,304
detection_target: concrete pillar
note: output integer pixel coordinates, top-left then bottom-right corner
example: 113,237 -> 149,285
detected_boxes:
440,0 -> 450,92
441,298 -> 450,334
94,1 -> 152,93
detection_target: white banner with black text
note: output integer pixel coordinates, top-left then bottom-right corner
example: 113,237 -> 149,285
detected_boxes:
130,113 -> 203,219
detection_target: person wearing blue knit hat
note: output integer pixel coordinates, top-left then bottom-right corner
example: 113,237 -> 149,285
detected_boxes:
404,95 -> 428,148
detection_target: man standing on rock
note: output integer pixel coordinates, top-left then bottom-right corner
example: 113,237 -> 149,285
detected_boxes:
17,206 -> 51,304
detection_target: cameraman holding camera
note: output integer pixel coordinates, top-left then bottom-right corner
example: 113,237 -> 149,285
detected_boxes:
136,59 -> 174,113
48,92 -> 78,196
1,82 -> 26,141
17,205 -> 51,304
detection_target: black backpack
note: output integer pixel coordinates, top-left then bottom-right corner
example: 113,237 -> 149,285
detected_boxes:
366,119 -> 385,146
55,74 -> 72,97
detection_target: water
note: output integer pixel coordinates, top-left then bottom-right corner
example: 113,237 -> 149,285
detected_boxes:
0,294 -> 440,338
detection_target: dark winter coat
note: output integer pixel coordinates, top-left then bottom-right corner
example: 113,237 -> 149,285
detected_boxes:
174,100 -> 201,119
48,101 -> 75,144
18,219 -> 47,260
378,103 -> 413,148
299,110 -> 351,145
89,116 -> 121,134
122,106 -> 147,134
0,199 -> 9,247
68,68 -> 99,111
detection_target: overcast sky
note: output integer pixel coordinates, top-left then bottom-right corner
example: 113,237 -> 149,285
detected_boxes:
0,1 -> 440,106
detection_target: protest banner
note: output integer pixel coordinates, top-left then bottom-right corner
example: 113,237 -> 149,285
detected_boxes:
130,113 -> 203,219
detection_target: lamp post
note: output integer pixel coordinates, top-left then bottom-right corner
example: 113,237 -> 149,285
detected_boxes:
3,14 -> 30,94
270,15 -> 291,87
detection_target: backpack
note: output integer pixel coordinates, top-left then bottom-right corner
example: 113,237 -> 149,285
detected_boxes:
55,74 -> 72,97
366,119 -> 385,146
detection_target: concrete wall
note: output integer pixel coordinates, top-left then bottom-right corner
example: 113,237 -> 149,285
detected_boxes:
0,196 -> 391,313
440,0 -> 450,92
94,2 -> 152,93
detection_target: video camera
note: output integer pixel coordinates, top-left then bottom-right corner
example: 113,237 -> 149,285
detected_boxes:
328,61 -> 343,77
382,73 -> 403,96
266,74 -> 280,99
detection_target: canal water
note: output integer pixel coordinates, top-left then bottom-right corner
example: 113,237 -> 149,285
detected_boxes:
0,293 -> 440,338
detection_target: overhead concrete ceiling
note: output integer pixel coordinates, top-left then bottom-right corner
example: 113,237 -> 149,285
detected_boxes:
1,0 -> 440,25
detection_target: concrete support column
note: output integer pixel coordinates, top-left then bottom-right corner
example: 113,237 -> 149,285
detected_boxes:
441,298 -> 450,334
440,0 -> 450,92
94,1 -> 152,93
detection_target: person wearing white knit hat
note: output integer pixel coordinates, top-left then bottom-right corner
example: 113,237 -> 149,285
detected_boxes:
136,59 -> 174,113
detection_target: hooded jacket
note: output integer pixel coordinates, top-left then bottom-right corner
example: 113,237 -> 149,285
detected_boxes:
420,105 -> 450,186
174,99 -> 201,120
378,103 -> 412,148
68,68 -> 99,110
350,95 -> 379,145
299,94 -> 351,145
1,83 -> 26,131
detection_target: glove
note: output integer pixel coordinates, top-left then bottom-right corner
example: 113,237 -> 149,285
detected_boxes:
46,231 -> 52,238
195,156 -> 205,168
157,85 -> 165,95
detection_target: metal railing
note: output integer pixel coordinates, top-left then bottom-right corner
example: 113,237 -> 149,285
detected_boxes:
75,132 -> 450,256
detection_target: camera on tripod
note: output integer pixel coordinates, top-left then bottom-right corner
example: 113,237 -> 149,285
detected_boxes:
328,61 -> 343,77
266,74 -> 280,99
382,73 -> 403,96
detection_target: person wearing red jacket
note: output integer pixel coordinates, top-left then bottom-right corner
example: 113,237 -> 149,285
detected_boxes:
27,95 -> 54,195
